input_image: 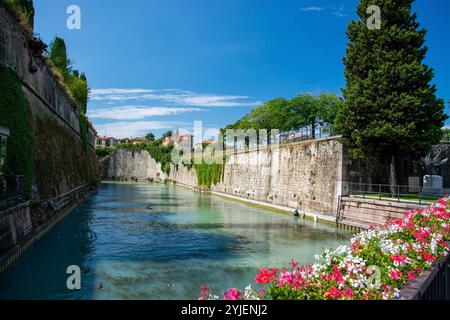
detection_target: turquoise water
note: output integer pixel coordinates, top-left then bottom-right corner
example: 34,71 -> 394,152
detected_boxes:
0,182 -> 352,300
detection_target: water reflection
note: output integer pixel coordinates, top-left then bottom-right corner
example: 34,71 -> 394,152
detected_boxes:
0,182 -> 352,300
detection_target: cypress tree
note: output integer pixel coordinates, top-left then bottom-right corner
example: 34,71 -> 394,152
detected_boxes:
49,37 -> 70,80
336,0 -> 447,189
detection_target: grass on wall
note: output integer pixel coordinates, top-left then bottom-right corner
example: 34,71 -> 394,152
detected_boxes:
0,64 -> 33,198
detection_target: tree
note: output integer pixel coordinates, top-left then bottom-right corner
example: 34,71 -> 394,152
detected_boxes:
49,37 -> 70,80
335,0 -> 447,192
286,94 -> 319,137
145,132 -> 155,141
161,131 -> 173,140
285,94 -> 341,138
48,37 -> 90,114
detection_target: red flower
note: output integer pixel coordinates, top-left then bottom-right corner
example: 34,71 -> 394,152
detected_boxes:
391,254 -> 408,266
255,268 -> 278,285
423,253 -> 436,263
325,287 -> 341,299
414,228 -> 431,242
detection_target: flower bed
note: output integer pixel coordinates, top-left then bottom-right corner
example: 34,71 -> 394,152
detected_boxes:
200,197 -> 450,300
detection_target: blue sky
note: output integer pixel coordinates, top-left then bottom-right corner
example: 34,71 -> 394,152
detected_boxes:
34,0 -> 450,139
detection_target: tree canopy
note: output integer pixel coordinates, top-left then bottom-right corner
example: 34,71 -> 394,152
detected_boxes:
224,93 -> 342,136
335,0 -> 447,165
145,132 -> 156,141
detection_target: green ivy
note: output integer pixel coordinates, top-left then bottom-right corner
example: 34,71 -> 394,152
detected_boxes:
116,141 -> 174,175
0,64 -> 33,198
96,146 -> 115,157
78,114 -> 88,153
194,162 -> 224,189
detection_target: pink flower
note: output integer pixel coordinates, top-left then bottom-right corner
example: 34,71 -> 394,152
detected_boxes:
222,288 -> 241,300
200,285 -> 209,295
343,288 -> 354,299
407,271 -> 416,281
331,265 -> 344,284
289,259 -> 299,271
389,269 -> 403,281
391,254 -> 408,266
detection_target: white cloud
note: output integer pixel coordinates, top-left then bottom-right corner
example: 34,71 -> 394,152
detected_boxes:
333,6 -> 347,17
90,88 -> 259,107
88,106 -> 205,120
95,121 -> 189,139
301,6 -> 325,12
300,5 -> 347,17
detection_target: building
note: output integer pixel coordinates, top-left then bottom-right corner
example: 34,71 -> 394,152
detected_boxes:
95,136 -> 118,148
174,134 -> 194,150
130,137 -> 147,145
162,136 -> 173,147
195,139 -> 215,149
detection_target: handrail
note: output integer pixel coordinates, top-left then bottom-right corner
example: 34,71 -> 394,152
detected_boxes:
346,182 -> 443,205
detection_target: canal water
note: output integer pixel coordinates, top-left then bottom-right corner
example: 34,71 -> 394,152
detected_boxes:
0,182 -> 352,300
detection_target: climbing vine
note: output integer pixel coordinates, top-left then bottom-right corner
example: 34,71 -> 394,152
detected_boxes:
194,162 -> 224,189
0,64 -> 33,198
78,114 -> 88,153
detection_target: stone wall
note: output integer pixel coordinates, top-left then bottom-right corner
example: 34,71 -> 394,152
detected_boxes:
102,138 -> 346,217
0,5 -> 96,148
0,5 -> 99,200
337,196 -> 426,229
100,150 -> 168,182
210,138 -> 345,216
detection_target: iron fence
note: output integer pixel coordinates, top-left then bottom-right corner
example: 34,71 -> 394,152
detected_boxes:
347,182 -> 444,205
279,125 -> 336,144
418,253 -> 450,300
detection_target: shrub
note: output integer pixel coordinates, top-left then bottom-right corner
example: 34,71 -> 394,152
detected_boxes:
1,0 -> 35,31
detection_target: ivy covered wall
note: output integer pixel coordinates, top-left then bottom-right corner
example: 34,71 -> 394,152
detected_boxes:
0,64 -> 33,198
25,89 -> 99,200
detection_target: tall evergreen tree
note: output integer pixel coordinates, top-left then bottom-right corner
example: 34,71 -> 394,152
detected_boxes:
335,0 -> 447,189
49,37 -> 70,80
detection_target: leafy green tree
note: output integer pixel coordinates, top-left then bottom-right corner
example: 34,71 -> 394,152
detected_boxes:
335,0 -> 447,189
286,94 -> 319,137
316,94 -> 343,127
145,132 -> 156,141
285,94 -> 341,138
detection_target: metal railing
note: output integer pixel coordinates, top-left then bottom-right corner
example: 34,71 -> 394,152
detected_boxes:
418,254 -> 450,300
347,182 -> 443,205
400,242 -> 450,300
279,125 -> 336,144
